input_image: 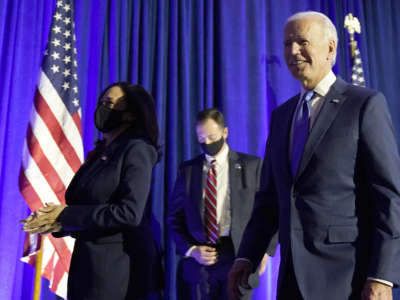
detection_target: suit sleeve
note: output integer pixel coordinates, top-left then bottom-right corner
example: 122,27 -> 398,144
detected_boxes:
238,112 -> 279,269
167,165 -> 198,255
57,141 -> 157,231
359,92 -> 400,285
253,156 -> 278,256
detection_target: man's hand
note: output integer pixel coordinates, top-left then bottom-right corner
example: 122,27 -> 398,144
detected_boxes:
191,245 -> 218,265
361,280 -> 392,300
258,253 -> 269,275
227,259 -> 252,300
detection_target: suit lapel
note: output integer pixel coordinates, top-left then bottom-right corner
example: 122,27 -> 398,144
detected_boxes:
76,136 -> 125,187
295,77 -> 348,180
189,155 -> 206,230
228,151 -> 243,209
67,136 -> 127,201
276,95 -> 299,180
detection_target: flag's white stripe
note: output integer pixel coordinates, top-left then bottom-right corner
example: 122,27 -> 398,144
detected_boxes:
55,271 -> 68,298
49,253 -> 58,287
42,236 -> 55,272
38,70 -> 83,162
30,109 -> 75,187
64,236 -> 75,253
51,251 -> 68,299
22,141 -> 61,205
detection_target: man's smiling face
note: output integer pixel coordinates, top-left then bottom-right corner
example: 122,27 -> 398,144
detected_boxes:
284,17 -> 335,89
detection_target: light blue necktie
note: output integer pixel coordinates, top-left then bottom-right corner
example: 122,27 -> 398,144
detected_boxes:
291,91 -> 314,177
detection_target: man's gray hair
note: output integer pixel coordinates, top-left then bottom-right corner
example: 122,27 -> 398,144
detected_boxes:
286,11 -> 338,65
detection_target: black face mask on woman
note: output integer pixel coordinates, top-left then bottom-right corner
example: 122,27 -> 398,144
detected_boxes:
200,137 -> 225,156
95,104 -> 127,133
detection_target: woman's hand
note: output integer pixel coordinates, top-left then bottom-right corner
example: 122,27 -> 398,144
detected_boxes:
21,203 -> 66,234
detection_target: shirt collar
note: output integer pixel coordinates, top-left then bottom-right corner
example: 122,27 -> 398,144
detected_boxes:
301,70 -> 336,98
205,143 -> 229,165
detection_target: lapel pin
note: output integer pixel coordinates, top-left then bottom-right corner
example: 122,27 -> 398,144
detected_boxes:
331,98 -> 341,103
234,163 -> 242,170
100,156 -> 108,161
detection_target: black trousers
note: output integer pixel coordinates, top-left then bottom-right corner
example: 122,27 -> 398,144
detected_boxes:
177,237 -> 254,300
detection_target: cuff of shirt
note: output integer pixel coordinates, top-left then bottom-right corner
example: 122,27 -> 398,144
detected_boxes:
367,277 -> 393,287
185,245 -> 197,257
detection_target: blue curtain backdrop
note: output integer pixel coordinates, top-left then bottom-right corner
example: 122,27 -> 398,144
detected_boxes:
0,1 -> 399,299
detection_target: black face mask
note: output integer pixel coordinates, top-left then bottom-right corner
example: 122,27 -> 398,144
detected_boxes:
200,137 -> 225,156
95,104 -> 126,133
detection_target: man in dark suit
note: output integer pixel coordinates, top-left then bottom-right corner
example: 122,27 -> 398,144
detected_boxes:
168,108 -> 275,300
228,11 -> 400,300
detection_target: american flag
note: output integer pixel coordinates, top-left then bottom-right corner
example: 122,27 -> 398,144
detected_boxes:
19,0 -> 82,297
351,45 -> 366,87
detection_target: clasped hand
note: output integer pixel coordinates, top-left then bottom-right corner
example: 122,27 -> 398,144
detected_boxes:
20,203 -> 66,234
191,245 -> 218,265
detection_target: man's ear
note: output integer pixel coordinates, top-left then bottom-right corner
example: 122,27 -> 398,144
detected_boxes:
327,39 -> 336,61
224,127 -> 228,139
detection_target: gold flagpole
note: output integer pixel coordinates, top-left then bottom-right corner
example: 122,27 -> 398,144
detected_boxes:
33,242 -> 43,300
344,13 -> 361,58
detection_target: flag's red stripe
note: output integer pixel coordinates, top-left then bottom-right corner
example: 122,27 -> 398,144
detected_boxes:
72,111 -> 82,136
19,171 -> 47,212
48,235 -> 72,271
42,250 -> 55,280
26,125 -> 66,203
28,256 -> 36,266
50,259 -> 66,293
19,172 -> 72,271
34,90 -> 81,172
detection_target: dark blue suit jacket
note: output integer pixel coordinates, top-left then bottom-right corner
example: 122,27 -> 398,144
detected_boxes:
168,150 -> 267,256
238,77 -> 400,299
168,150 -> 277,288
54,133 -> 162,300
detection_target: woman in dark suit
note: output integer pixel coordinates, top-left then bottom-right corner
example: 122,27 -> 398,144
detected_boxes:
22,82 -> 163,300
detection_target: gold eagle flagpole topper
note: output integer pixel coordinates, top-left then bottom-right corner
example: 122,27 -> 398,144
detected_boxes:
344,13 -> 361,58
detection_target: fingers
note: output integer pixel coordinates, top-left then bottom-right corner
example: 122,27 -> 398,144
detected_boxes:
39,205 -> 57,213
227,260 -> 252,300
20,212 -> 37,225
40,222 -> 62,234
239,274 -> 251,289
23,222 -> 61,234
23,213 -> 54,231
361,280 -> 392,300
227,269 -> 244,300
200,246 -> 218,265
192,245 -> 218,265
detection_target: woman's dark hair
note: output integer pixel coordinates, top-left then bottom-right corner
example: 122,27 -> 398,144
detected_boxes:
98,82 -> 159,148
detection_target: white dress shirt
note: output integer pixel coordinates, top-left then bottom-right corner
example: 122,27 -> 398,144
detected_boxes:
185,144 -> 231,257
204,144 -> 231,237
289,70 -> 336,154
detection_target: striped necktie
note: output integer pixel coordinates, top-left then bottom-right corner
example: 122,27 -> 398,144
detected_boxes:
291,91 -> 314,177
205,159 -> 218,243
